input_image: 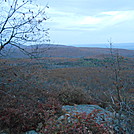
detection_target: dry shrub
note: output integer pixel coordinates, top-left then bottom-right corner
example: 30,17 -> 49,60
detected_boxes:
0,91 -> 62,134
37,109 -> 111,134
58,84 -> 92,105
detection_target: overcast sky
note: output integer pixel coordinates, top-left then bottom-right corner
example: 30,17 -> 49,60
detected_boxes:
33,0 -> 134,47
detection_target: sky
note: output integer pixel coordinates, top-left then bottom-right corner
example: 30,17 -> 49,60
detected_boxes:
31,0 -> 134,47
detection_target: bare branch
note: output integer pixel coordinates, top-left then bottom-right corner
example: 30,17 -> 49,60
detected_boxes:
0,0 -> 49,54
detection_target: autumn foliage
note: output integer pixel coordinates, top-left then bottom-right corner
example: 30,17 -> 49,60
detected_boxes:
0,56 -> 134,133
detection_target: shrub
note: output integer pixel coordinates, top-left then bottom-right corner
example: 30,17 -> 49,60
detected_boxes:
0,94 -> 62,134
58,85 -> 91,105
36,109 -> 111,134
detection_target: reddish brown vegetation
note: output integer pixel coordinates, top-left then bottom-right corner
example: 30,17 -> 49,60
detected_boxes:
0,57 -> 133,133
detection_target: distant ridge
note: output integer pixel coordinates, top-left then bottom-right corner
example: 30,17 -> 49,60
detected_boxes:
72,43 -> 134,50
1,43 -> 134,58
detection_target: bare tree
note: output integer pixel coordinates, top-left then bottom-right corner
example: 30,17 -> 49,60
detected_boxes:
106,40 -> 134,134
0,0 -> 51,97
0,0 -> 49,57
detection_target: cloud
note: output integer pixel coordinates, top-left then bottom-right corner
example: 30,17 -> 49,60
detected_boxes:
79,16 -> 101,25
98,10 -> 134,28
46,8 -> 100,31
32,0 -> 134,45
46,7 -> 134,32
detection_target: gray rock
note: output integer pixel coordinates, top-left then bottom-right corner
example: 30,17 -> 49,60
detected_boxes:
24,130 -> 38,134
0,130 -> 38,134
62,104 -> 112,122
61,105 -> 133,133
62,104 -> 110,114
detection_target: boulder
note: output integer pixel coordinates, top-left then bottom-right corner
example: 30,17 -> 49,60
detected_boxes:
61,104 -> 112,123
24,130 -> 38,134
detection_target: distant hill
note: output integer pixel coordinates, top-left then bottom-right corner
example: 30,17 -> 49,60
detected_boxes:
1,44 -> 134,58
74,43 -> 134,50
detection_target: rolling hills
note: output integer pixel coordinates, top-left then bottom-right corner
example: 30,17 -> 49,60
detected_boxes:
1,44 -> 134,58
